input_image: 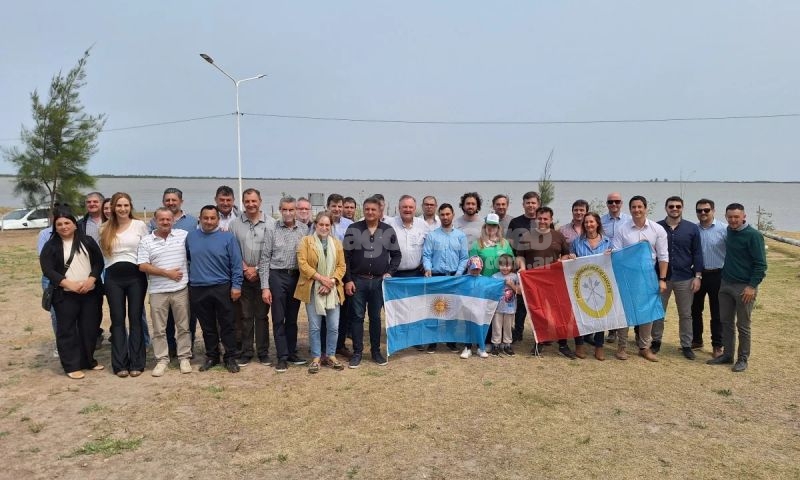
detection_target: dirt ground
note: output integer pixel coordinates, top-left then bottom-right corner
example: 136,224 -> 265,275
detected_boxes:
1,229 -> 799,479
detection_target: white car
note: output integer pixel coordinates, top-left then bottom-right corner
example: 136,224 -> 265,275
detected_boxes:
1,206 -> 51,230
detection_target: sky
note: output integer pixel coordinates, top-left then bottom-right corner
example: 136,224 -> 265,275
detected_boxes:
1,1 -> 799,182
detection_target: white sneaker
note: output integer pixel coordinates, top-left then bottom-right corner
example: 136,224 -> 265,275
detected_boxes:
477,349 -> 489,358
460,347 -> 472,359
52,346 -> 59,358
179,359 -> 192,374
152,362 -> 168,377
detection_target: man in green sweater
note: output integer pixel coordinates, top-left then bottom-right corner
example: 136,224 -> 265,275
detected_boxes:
707,203 -> 767,372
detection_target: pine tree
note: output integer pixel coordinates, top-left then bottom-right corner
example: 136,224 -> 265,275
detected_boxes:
3,48 -> 106,211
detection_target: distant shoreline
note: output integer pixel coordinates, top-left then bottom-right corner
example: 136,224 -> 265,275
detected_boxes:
0,174 -> 796,184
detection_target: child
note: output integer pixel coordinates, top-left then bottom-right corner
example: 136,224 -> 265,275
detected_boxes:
491,254 -> 518,356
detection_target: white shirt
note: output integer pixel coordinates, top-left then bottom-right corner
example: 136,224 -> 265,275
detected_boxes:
612,218 -> 669,263
137,229 -> 189,293
417,215 -> 441,232
105,220 -> 149,267
391,216 -> 428,271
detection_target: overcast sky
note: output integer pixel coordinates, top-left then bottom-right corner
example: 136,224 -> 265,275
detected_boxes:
1,1 -> 799,181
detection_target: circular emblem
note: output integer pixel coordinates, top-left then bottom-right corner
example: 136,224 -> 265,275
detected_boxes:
430,296 -> 451,317
571,264 -> 614,319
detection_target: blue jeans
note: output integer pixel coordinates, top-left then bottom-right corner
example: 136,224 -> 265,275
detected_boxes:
42,276 -> 57,336
350,276 -> 384,355
307,294 -> 340,358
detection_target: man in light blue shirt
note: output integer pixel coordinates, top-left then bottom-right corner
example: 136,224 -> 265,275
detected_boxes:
422,204 -> 469,277
421,203 -> 468,353
600,192 -> 632,241
691,198 -> 727,358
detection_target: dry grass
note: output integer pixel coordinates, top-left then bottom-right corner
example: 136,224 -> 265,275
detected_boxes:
0,229 -> 798,479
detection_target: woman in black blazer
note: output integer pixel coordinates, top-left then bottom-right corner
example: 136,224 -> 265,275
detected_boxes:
40,209 -> 105,379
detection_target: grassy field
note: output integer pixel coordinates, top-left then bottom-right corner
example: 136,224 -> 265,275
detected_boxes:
0,229 -> 798,479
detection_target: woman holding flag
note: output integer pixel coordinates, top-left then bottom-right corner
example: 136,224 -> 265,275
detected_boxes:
568,212 -> 612,360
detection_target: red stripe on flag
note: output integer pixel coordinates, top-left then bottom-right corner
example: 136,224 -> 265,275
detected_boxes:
519,262 -> 579,342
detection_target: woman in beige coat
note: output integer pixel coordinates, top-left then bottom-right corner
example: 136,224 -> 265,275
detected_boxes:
295,211 -> 346,373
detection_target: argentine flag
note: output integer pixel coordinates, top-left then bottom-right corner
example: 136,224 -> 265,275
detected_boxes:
383,276 -> 505,355
519,241 -> 665,343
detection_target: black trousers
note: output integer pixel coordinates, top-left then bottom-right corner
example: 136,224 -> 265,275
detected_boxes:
191,283 -> 238,361
692,269 -> 723,348
54,290 -> 102,373
269,270 -> 301,361
240,278 -> 270,359
513,294 -> 527,341
105,262 -> 148,373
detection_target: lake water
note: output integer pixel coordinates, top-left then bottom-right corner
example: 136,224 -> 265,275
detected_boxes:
2,177 -> 797,231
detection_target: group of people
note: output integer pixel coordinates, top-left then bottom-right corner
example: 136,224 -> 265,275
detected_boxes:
38,185 -> 767,380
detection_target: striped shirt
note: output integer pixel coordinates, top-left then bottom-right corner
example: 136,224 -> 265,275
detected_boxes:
230,213 -> 276,267
698,219 -> 727,270
137,229 -> 189,293
258,220 -> 309,288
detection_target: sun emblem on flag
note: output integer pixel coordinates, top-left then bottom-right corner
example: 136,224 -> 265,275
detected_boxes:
430,296 -> 451,317
572,264 -> 614,319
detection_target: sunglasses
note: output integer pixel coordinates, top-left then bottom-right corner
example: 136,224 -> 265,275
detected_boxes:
696,208 -> 711,214
606,200 -> 622,205
667,205 -> 683,210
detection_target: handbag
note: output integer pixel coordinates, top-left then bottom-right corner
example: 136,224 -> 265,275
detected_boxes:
41,284 -> 55,311
41,243 -> 78,311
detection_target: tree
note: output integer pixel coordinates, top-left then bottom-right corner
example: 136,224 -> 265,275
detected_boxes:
537,148 -> 555,206
3,49 -> 106,211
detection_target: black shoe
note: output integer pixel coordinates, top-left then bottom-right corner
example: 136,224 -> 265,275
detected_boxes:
415,345 -> 425,352
236,356 -> 251,367
372,352 -> 388,366
491,345 -> 501,356
258,357 -> 272,366
681,347 -> 696,360
349,353 -> 362,369
426,344 -> 437,354
275,360 -> 288,373
732,358 -> 748,372
287,354 -> 307,365
650,341 -> 661,354
706,355 -> 733,365
446,343 -> 459,352
504,345 -> 516,357
530,344 -> 544,356
199,358 -> 219,372
691,341 -> 704,350
225,359 -> 240,373
558,345 -> 577,360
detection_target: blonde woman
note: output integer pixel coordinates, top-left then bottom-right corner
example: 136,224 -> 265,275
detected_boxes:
99,192 -> 149,377
295,211 -> 346,373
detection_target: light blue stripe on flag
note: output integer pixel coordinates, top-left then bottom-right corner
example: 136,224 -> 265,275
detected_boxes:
383,276 -> 504,355
610,241 -> 666,326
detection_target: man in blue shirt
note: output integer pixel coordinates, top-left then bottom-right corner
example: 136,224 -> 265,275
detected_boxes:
421,203 -> 469,353
655,196 -> 704,359
186,205 -> 243,373
691,198 -> 727,359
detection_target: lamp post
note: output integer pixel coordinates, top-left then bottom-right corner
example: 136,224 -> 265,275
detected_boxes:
199,53 -> 266,210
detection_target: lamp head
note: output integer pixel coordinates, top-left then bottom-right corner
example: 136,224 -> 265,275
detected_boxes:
199,53 -> 214,64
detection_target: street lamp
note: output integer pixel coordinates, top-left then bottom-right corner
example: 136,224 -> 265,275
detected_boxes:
199,53 -> 266,210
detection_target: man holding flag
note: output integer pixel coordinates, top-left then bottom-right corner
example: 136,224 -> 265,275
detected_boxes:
611,195 -> 668,362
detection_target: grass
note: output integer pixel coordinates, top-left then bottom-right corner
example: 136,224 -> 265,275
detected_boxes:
68,437 -> 143,457
78,403 -> 106,415
1,230 -> 800,479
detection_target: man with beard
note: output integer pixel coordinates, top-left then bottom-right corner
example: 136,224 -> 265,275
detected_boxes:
506,191 -> 540,343
454,192 -> 483,246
